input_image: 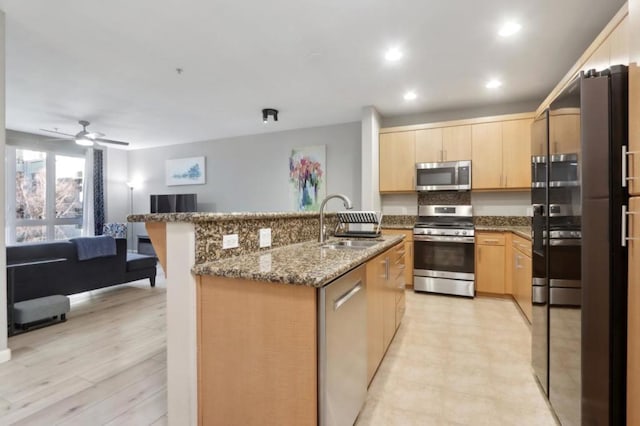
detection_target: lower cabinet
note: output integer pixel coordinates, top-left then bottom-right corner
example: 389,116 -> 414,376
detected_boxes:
381,229 -> 413,287
366,241 -> 405,384
475,231 -> 533,322
512,235 -> 532,322
475,232 -> 506,294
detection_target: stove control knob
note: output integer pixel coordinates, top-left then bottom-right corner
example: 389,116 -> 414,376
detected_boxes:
426,230 -> 432,235
454,231 -> 460,235
460,231 -> 467,236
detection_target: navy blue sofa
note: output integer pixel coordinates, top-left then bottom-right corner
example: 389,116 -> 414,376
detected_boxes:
7,238 -> 157,303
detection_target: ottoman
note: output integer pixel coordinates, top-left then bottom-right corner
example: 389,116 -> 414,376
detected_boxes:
13,295 -> 70,327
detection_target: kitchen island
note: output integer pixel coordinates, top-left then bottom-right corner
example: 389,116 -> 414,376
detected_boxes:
128,212 -> 405,426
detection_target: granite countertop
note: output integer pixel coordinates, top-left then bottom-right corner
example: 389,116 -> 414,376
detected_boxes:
475,225 -> 531,240
192,235 -> 404,287
128,211 -> 334,223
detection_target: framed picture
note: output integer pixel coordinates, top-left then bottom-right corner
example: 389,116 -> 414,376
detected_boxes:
289,145 -> 326,211
166,156 -> 206,186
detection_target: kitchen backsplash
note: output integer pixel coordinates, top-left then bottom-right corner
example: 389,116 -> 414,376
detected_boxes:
418,192 -> 471,205
474,216 -> 531,226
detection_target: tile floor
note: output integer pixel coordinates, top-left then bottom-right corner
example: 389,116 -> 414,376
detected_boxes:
356,291 -> 558,426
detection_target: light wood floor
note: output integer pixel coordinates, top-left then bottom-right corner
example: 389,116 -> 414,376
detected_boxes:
1,271 -> 555,425
0,270 -> 168,426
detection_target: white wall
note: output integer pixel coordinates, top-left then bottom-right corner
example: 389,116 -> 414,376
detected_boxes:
127,122 -> 361,235
105,147 -> 129,224
0,11 -> 9,363
471,191 -> 531,216
361,107 -> 381,211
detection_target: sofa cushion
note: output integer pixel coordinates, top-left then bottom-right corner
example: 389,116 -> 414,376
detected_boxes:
127,253 -> 157,271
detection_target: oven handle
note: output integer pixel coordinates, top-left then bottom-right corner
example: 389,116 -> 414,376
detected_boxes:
413,235 -> 475,243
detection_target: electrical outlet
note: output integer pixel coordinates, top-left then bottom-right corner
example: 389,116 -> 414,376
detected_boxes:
222,234 -> 239,249
259,228 -> 272,248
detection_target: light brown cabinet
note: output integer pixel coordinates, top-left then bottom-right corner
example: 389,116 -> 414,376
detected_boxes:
381,229 -> 413,287
472,119 -> 533,190
511,235 -> 532,322
549,110 -> 580,155
366,241 -> 405,384
379,131 -> 415,192
415,126 -> 471,163
475,232 -> 506,294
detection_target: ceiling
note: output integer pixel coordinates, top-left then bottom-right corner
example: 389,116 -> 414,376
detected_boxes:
0,0 -> 626,149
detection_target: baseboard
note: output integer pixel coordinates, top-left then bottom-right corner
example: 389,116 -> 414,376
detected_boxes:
0,348 -> 11,364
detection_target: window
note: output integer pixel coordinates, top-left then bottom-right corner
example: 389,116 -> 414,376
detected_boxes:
7,148 -> 86,243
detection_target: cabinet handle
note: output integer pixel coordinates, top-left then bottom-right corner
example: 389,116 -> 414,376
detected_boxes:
554,141 -> 558,153
482,239 -> 500,244
478,246 -> 481,262
622,206 -> 640,246
623,147 -> 640,187
500,174 -> 503,187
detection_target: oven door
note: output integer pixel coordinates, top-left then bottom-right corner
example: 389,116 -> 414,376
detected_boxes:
413,235 -> 475,279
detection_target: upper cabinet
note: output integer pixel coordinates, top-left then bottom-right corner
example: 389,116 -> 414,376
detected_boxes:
379,131 -> 415,192
380,114 -> 534,193
471,118 -> 532,190
415,126 -> 471,163
549,109 -> 580,155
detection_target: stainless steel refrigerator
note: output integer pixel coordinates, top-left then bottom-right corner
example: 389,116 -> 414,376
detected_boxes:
530,65 -> 628,425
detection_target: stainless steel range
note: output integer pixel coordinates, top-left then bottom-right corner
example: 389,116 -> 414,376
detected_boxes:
413,205 -> 475,297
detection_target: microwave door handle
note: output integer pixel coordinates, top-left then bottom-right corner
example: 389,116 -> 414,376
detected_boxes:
454,165 -> 459,186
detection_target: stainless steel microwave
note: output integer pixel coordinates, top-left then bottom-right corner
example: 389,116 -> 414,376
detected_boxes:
415,160 -> 471,191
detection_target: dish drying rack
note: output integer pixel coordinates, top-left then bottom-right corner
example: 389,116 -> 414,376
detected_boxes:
334,211 -> 383,238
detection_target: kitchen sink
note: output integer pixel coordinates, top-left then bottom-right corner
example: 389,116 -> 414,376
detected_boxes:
321,240 -> 379,250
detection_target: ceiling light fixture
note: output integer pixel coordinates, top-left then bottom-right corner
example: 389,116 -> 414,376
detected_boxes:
385,47 -> 403,62
75,136 -> 94,146
486,79 -> 503,89
262,108 -> 279,124
403,91 -> 417,101
498,21 -> 522,37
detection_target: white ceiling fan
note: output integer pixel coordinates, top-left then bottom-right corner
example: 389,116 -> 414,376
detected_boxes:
40,120 -> 130,147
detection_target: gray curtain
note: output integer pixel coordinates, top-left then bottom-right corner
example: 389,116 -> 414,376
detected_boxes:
93,149 -> 105,235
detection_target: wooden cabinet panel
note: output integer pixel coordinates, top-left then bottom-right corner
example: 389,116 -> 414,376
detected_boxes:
442,125 -> 472,161
502,119 -> 532,189
381,229 -> 414,287
379,132 -> 415,192
472,122 -> 503,189
550,110 -> 581,155
415,128 -> 443,163
531,117 -> 547,157
366,252 -> 386,384
628,196 -> 640,424
609,17 -> 629,66
512,242 -> 532,323
630,64 -> 640,196
475,232 -> 506,295
476,244 -> 506,294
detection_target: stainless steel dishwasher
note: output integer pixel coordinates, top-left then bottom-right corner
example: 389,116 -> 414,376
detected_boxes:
318,265 -> 367,426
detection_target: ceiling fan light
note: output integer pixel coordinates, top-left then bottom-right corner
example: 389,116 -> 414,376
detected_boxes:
75,137 -> 94,146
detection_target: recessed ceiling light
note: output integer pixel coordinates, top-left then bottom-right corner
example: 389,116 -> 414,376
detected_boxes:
486,79 -> 502,89
498,21 -> 522,37
385,48 -> 403,62
403,91 -> 417,101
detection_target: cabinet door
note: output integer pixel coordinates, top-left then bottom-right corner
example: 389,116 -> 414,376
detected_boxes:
513,248 -> 532,322
630,64 -> 640,196
366,252 -> 386,384
531,118 -> 546,157
415,128 -> 443,163
476,244 -> 506,294
471,122 -> 503,189
628,197 -> 640,423
380,132 -> 416,192
502,119 -> 532,189
550,112 -> 580,155
382,256 -> 396,352
442,125 -> 472,161
404,241 -> 413,287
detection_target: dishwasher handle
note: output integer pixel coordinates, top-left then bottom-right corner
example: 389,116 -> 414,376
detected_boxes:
334,281 -> 363,311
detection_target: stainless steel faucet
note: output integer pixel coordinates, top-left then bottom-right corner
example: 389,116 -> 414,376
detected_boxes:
319,194 -> 353,243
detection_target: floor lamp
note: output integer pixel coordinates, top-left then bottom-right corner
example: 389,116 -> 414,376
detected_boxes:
126,181 -> 135,252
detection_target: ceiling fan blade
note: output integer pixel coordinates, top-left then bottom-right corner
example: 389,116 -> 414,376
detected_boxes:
95,137 -> 130,146
39,128 -> 75,137
43,137 -> 74,142
86,131 -> 105,139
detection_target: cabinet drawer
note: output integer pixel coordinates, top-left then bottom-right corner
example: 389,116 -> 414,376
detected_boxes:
476,232 -> 506,246
381,229 -> 413,242
512,234 -> 532,257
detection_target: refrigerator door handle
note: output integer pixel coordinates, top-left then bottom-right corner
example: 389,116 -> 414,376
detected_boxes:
623,146 -> 640,186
